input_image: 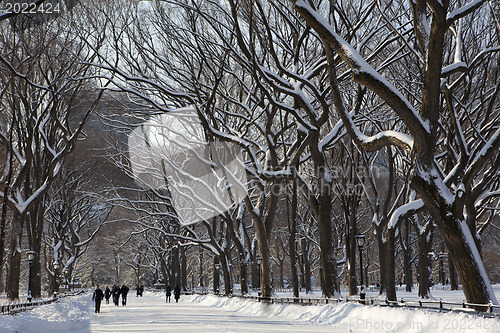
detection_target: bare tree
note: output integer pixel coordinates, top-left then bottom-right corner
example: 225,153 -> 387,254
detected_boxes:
0,8 -> 107,299
290,0 -> 500,305
43,164 -> 111,295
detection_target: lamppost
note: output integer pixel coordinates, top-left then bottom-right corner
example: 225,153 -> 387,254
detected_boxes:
53,261 -> 60,297
256,256 -> 262,296
27,251 -> 35,302
63,268 -> 69,292
355,234 -> 366,304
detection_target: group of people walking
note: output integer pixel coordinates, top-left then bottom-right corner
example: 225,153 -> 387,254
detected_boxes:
165,285 -> 181,303
108,284 -> 129,306
93,283 -> 182,314
92,284 -> 129,313
136,285 -> 144,297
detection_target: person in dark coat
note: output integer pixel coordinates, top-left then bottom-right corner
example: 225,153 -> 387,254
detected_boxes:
112,284 -> 120,306
104,286 -> 111,304
139,285 -> 144,296
121,284 -> 129,306
92,285 -> 104,313
174,285 -> 181,303
165,285 -> 172,303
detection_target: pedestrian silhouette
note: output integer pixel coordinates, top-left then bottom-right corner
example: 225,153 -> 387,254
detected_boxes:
165,285 -> 171,303
121,284 -> 129,306
104,286 -> 111,304
174,285 -> 181,303
112,284 -> 120,306
92,285 -> 104,313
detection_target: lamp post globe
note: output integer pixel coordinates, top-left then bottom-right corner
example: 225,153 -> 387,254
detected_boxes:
355,234 -> 366,248
53,261 -> 60,297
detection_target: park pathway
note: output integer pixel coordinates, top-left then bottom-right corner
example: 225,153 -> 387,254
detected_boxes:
90,292 -> 339,333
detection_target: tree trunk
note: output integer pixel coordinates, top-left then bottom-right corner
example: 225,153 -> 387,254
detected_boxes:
317,189 -> 339,297
439,217 -> 493,308
449,256 -> 458,291
417,222 -> 433,298
413,164 -> 497,307
239,258 -> 248,294
7,212 -> 23,299
225,214 -> 248,294
30,204 -> 44,299
135,266 -> 140,287
32,243 -> 42,298
439,243 -> 445,286
115,251 -> 120,283
278,258 -> 284,289
244,196 -> 272,298
199,250 -> 204,289
299,253 -> 305,288
308,131 -> 339,297
257,235 -> 272,298
347,213 -> 357,296
172,245 -> 180,287
365,254 -> 370,288
376,226 -> 386,295
221,257 -> 232,295
180,245 -> 187,290
0,134 -> 14,294
90,266 -> 95,289
0,184 -> 9,294
386,227 -> 397,301
159,253 -> 168,286
403,219 -> 412,292
213,257 -> 220,293
301,238 -> 312,293
289,179 -> 299,298
251,246 -> 259,289
405,262 -> 413,292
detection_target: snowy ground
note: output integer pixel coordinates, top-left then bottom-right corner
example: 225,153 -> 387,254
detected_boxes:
1,289 -> 499,333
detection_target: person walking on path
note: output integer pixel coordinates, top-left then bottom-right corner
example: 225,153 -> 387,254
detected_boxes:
112,285 -> 120,306
121,284 -> 130,306
92,285 -> 104,313
165,285 -> 171,303
174,285 -> 181,303
104,286 -> 111,304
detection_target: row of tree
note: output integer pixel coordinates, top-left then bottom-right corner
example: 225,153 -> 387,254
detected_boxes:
96,0 -> 499,306
0,3 -> 111,299
0,0 -> 499,308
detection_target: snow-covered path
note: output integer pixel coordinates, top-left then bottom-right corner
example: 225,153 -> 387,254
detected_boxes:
2,290 -> 499,333
91,293 -> 337,332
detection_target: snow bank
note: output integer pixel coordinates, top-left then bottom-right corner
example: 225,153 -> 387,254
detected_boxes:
0,294 -> 91,333
1,291 -> 499,333
185,294 -> 500,333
